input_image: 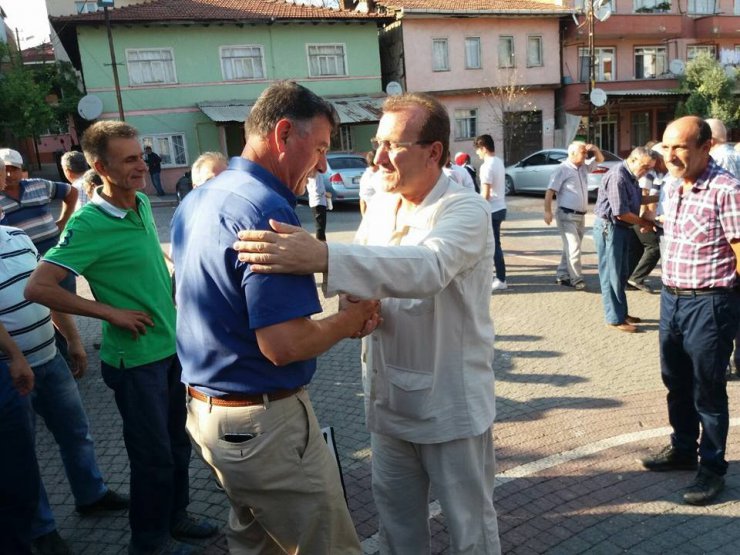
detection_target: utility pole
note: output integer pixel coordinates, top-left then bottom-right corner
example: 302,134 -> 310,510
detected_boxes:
104,6 -> 125,121
587,0 -> 595,145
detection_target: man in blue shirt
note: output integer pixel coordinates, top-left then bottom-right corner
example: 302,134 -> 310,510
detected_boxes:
171,81 -> 378,554
593,147 -> 656,332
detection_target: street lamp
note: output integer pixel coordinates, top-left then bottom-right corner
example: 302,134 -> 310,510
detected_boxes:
586,0 -> 611,145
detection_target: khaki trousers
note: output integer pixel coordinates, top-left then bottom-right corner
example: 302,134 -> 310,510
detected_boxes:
186,389 -> 360,555
372,430 -> 501,555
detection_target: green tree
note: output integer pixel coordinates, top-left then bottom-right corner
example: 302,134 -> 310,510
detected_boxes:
676,53 -> 739,126
0,43 -> 83,165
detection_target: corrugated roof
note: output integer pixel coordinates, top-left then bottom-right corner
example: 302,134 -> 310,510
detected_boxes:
581,89 -> 686,97
376,0 -> 571,14
51,0 -> 384,23
198,94 -> 385,123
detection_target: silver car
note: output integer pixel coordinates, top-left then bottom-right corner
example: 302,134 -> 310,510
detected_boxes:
504,149 -> 622,195
321,152 -> 367,202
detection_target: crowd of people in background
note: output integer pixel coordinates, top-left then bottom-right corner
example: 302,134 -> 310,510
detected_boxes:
0,80 -> 738,555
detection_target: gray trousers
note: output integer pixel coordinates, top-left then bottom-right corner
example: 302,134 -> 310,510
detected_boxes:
372,430 -> 501,555
555,210 -> 586,284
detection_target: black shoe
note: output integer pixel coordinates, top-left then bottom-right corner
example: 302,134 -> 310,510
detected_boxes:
683,467 -> 725,505
641,445 -> 697,472
76,489 -> 130,515
171,512 -> 219,540
556,277 -> 572,287
32,530 -> 72,555
627,279 -> 654,293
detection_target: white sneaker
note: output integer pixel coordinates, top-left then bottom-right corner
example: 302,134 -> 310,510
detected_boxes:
491,278 -> 508,291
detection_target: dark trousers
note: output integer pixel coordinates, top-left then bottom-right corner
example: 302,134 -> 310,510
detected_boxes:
659,289 -> 739,476
312,205 -> 327,242
628,224 -> 660,284
101,355 -> 191,551
0,368 -> 40,555
491,209 -> 507,282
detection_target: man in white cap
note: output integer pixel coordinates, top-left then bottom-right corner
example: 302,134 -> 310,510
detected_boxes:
0,148 -> 78,256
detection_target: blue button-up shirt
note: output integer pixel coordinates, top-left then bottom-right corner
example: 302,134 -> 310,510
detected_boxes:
593,162 -> 641,227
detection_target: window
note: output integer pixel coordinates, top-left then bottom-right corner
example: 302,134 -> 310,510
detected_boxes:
432,39 -> 449,71
527,36 -> 543,67
75,1 -> 99,13
688,0 -> 716,14
687,45 -> 716,60
631,112 -> 651,148
331,126 -> 353,151
579,47 -> 615,81
635,46 -> 666,78
140,134 -> 187,167
633,0 -> 671,12
307,44 -> 347,77
499,36 -> 515,68
220,46 -> 265,81
126,49 -> 176,86
465,38 -> 481,69
454,109 -> 477,140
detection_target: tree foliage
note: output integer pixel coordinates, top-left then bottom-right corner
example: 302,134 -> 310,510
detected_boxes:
676,53 -> 739,126
0,43 -> 82,143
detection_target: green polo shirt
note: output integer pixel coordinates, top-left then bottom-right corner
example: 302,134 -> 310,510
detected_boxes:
44,190 -> 176,368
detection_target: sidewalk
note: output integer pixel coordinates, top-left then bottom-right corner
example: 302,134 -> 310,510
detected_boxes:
34,197 -> 739,554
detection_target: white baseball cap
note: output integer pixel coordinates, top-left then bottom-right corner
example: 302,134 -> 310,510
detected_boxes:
0,148 -> 24,169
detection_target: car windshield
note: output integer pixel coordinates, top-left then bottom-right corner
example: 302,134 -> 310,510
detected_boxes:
329,157 -> 367,170
601,151 -> 621,161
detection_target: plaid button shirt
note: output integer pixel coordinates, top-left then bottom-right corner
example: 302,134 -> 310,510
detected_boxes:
662,159 -> 740,289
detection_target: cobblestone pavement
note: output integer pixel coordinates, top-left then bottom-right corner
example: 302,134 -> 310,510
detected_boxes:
36,194 -> 739,554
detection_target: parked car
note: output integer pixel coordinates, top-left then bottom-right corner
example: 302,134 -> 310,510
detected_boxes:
300,152 -> 367,203
504,148 -> 622,195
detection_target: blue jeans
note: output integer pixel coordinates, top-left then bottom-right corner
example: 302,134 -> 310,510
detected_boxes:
0,364 -> 40,554
659,289 -> 739,475
29,351 -> 107,538
101,355 -> 191,552
491,209 -> 507,282
593,218 -> 631,325
150,172 -> 165,196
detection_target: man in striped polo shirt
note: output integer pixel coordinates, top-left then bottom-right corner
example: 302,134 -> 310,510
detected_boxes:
641,116 -> 740,505
0,148 -> 78,255
1,225 -> 128,554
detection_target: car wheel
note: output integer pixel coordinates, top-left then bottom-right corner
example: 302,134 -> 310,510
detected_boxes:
505,175 -> 515,195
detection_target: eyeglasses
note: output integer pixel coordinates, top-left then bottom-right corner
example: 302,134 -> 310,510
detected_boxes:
370,138 -> 435,152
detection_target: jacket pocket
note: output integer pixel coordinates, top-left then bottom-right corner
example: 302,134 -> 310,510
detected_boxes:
386,365 -> 433,419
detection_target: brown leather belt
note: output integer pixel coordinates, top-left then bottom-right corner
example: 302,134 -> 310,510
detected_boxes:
187,385 -> 301,407
663,286 -> 735,297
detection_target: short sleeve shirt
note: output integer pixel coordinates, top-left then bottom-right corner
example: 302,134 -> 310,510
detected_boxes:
547,159 -> 594,213
44,191 -> 176,368
480,156 -> 506,213
593,162 -> 641,226
0,179 -> 71,254
171,157 -> 322,396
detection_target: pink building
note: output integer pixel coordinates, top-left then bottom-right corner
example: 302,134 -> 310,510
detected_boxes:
376,1 -> 571,164
561,0 -> 740,156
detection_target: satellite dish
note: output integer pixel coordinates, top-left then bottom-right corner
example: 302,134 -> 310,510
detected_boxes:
595,5 -> 612,22
77,94 -> 103,120
669,59 -> 685,75
385,81 -> 403,96
590,88 -> 607,107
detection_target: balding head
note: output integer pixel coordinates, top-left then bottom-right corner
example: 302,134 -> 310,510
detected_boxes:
705,118 -> 728,144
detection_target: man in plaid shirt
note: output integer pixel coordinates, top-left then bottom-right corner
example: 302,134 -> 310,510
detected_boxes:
641,116 -> 740,505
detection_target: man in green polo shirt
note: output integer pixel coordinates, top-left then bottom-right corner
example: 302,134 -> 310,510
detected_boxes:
25,120 -> 217,555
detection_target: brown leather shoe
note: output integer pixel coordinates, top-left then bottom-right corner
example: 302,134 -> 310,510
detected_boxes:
609,322 -> 637,333
625,315 -> 642,324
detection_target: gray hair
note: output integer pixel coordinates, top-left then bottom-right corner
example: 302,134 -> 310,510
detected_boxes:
567,141 -> 586,156
191,151 -> 227,186
61,151 -> 88,174
705,118 -> 728,143
246,81 -> 338,139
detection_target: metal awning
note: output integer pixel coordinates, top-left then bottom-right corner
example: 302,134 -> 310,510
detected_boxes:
198,95 -> 385,124
579,89 -> 686,98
